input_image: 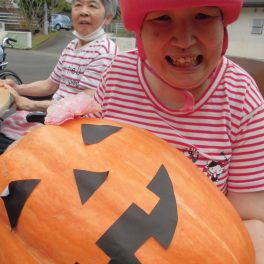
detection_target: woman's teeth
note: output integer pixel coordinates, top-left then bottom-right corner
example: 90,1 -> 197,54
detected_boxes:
167,55 -> 203,67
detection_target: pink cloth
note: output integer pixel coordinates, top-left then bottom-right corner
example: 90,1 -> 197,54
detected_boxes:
45,93 -> 101,125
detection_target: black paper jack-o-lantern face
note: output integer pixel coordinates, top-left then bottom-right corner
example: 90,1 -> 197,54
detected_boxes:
0,119 -> 255,264
0,122 -> 177,264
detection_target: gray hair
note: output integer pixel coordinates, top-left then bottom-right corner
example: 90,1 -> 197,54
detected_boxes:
102,0 -> 118,18
72,0 -> 118,18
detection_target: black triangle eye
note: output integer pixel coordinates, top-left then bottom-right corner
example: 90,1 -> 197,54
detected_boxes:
0,179 -> 41,229
81,124 -> 122,145
74,170 -> 109,205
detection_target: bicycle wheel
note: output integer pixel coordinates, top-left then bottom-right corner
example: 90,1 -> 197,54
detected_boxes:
0,69 -> 23,84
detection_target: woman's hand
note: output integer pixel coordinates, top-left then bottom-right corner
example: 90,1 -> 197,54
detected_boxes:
244,220 -> 264,264
0,79 -> 18,92
227,191 -> 264,264
3,83 -> 34,111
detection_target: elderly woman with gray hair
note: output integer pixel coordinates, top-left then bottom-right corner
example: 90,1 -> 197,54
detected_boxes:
0,0 -> 119,152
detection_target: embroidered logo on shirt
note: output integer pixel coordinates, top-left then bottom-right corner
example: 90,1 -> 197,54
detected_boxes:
205,152 -> 229,182
184,147 -> 199,163
184,148 -> 229,183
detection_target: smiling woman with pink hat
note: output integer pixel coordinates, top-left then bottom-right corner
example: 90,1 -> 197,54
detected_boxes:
46,1 -> 264,261
121,0 -> 242,59
118,0 -> 243,112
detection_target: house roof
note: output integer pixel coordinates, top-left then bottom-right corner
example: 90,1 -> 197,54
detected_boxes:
243,0 -> 264,7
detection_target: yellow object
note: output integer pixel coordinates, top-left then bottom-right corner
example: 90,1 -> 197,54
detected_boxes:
0,87 -> 11,118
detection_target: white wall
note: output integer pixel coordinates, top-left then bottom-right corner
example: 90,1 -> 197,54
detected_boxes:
0,20 -> 31,49
108,35 -> 136,52
0,31 -> 31,49
227,7 -> 264,60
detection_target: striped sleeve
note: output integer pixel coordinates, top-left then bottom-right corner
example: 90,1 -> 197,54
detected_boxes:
49,41 -> 74,85
79,54 -> 115,90
50,58 -> 63,85
79,38 -> 118,90
228,103 -> 264,192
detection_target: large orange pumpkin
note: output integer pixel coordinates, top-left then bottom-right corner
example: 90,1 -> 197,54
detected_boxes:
0,118 -> 255,263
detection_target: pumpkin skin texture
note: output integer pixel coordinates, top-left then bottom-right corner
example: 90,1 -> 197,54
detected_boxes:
0,118 -> 255,264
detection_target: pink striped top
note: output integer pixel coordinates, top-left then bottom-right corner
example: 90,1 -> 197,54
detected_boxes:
51,36 -> 119,100
1,35 -> 118,140
91,50 -> 264,194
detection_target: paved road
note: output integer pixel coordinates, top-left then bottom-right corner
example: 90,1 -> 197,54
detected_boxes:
6,31 -> 74,83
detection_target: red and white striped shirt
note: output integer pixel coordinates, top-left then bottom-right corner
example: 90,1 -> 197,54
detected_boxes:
91,50 -> 264,194
51,36 -> 118,100
1,35 -> 118,140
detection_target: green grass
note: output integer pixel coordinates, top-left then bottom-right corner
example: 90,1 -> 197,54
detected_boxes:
32,31 -> 60,49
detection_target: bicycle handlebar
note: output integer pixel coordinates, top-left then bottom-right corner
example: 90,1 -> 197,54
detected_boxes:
2,37 -> 17,47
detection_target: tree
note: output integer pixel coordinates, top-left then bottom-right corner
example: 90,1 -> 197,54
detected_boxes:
14,0 -> 71,34
13,0 -> 44,33
0,0 -> 16,8
49,0 -> 71,14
